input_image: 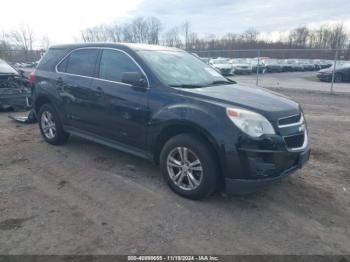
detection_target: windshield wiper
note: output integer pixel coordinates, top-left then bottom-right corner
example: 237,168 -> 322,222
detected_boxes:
205,80 -> 232,86
170,84 -> 206,88
170,79 -> 234,88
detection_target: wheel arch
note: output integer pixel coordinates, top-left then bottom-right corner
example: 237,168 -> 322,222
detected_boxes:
152,121 -> 225,187
34,95 -> 52,114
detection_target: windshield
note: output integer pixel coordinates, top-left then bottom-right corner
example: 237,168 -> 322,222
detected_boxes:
231,59 -> 247,64
138,50 -> 230,87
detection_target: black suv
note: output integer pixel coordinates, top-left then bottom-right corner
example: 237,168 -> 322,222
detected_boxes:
32,43 -> 310,199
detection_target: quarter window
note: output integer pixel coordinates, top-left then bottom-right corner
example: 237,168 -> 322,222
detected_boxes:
99,49 -> 141,82
60,49 -> 99,77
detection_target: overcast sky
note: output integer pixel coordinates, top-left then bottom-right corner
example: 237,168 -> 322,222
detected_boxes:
1,0 -> 350,46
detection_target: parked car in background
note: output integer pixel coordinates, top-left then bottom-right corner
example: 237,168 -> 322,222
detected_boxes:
31,43 -> 310,199
262,59 -> 282,73
199,57 -> 210,64
298,59 -> 316,71
0,59 -> 31,110
278,60 -> 294,72
229,59 -> 252,74
284,59 -> 304,72
317,63 -> 350,82
314,59 -> 332,69
311,60 -> 321,71
209,58 -> 233,76
247,58 -> 266,73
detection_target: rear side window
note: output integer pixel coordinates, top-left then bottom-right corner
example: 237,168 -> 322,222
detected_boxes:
38,48 -> 68,71
99,49 -> 141,82
57,58 -> 68,72
59,49 -> 99,77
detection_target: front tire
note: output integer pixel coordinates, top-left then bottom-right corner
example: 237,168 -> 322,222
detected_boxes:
38,104 -> 69,145
334,73 -> 343,83
160,134 -> 218,200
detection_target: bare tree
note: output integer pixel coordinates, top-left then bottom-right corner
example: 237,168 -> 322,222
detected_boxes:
107,24 -> 123,42
131,17 -> 149,43
146,17 -> 162,44
40,35 -> 51,50
330,23 -> 347,49
163,27 -> 182,47
182,21 -> 191,49
78,16 -> 350,60
123,23 -> 135,43
288,26 -> 309,47
10,25 -> 35,51
241,28 -> 259,42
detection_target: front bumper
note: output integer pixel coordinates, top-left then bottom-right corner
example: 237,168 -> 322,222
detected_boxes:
0,88 -> 31,109
317,73 -> 331,82
233,68 -> 252,74
225,147 -> 310,194
218,68 -> 233,75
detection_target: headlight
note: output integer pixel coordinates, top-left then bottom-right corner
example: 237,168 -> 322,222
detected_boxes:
226,108 -> 275,137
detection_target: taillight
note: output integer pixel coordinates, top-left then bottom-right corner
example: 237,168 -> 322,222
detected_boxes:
29,70 -> 36,87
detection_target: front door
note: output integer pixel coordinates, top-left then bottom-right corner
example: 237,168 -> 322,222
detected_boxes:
90,49 -> 150,149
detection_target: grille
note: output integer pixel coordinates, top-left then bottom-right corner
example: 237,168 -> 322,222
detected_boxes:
278,113 -> 301,126
284,133 -> 304,149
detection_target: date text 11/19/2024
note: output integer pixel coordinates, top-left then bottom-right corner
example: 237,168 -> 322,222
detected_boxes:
127,255 -> 219,261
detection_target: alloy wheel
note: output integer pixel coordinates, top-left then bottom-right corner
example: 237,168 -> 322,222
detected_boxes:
167,147 -> 203,191
41,111 -> 56,139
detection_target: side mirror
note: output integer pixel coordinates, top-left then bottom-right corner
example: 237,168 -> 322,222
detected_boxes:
121,72 -> 148,88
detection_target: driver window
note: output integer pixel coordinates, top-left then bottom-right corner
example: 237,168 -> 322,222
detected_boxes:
99,49 -> 141,82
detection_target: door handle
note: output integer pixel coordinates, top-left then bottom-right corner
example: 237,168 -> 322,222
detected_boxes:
56,77 -> 64,92
95,86 -> 104,96
56,77 -> 63,85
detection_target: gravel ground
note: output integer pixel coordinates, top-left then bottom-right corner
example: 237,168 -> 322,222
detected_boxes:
0,89 -> 349,255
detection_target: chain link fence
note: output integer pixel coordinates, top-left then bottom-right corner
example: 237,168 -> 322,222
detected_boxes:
194,48 -> 350,94
0,49 -> 43,63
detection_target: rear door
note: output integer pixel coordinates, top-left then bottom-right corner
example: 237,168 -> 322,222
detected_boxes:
343,68 -> 350,81
90,49 -> 150,148
56,48 -> 100,133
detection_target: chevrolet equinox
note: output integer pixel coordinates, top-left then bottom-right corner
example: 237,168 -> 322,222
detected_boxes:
32,43 -> 310,199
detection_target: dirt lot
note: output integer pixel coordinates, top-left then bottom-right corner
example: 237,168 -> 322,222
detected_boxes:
0,89 -> 350,255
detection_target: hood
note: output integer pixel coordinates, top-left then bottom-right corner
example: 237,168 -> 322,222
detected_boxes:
319,65 -> 349,74
178,84 -> 300,121
0,60 -> 18,75
318,68 -> 333,73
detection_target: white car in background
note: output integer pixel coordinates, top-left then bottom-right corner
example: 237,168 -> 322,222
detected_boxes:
230,58 -> 253,75
209,58 -> 233,76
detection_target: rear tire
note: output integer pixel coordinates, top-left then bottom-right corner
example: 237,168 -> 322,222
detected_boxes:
160,134 -> 218,200
38,104 -> 69,145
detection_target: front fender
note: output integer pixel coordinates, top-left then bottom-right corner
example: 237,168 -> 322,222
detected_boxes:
149,102 -> 226,141
147,102 -> 240,178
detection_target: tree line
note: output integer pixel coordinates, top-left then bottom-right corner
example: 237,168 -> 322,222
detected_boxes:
1,17 -> 349,60
79,17 -> 349,52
